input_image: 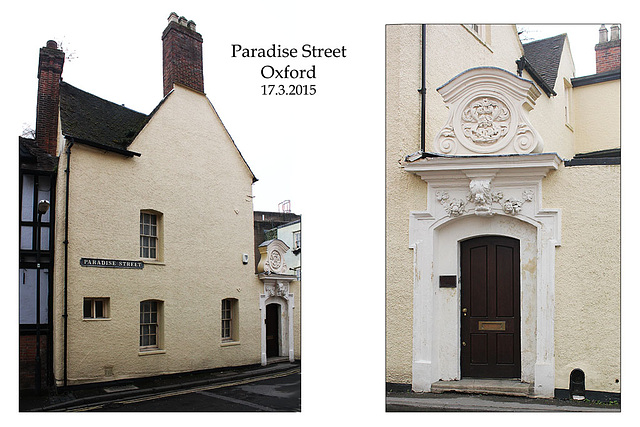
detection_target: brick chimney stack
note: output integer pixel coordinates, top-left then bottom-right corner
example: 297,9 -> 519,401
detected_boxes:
162,12 -> 204,97
595,24 -> 621,74
36,40 -> 65,156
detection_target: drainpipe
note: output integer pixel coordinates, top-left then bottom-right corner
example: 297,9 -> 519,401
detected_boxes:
62,139 -> 73,388
419,24 -> 427,153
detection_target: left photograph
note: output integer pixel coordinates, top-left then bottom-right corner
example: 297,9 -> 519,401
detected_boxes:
19,12 -> 301,412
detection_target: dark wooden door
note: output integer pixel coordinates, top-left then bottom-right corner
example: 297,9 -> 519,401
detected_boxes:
461,236 -> 521,378
266,304 -> 280,357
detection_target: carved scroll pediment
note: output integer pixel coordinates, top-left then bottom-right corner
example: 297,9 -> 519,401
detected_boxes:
434,67 -> 543,155
257,239 -> 290,275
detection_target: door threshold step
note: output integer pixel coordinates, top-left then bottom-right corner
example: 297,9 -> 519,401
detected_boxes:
266,356 -> 290,365
431,379 -> 534,397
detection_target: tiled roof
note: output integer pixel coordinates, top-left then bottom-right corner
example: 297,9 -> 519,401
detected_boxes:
59,82 -> 148,153
522,34 -> 567,92
19,136 -> 58,171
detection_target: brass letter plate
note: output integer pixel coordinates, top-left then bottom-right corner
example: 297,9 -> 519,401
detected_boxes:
478,321 -> 506,331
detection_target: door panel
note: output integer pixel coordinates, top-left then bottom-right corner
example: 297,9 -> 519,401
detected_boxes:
470,334 -> 488,364
461,236 -> 520,378
469,246 -> 488,317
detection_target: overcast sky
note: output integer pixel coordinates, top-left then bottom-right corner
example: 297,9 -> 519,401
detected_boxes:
4,4 -> 616,214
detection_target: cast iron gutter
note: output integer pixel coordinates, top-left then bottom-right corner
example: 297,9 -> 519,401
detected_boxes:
564,148 -> 621,166
66,136 -> 141,157
571,69 -> 620,87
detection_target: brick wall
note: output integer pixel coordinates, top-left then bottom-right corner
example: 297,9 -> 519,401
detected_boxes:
19,334 -> 49,390
595,41 -> 621,73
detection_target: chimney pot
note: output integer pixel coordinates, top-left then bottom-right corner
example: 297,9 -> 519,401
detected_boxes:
178,16 -> 187,26
595,24 -> 621,74
599,24 -> 608,43
611,24 -> 620,41
46,40 -> 58,49
188,20 -> 196,31
168,12 -> 178,23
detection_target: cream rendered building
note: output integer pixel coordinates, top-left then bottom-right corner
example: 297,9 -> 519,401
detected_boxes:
386,24 -> 620,400
23,14 -> 301,387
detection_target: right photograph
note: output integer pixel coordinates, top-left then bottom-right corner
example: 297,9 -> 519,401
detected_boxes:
385,24 -> 620,412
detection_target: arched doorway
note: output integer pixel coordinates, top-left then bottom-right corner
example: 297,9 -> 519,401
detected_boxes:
266,303 -> 280,357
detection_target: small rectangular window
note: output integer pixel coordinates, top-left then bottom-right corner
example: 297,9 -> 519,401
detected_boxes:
83,298 -> 109,319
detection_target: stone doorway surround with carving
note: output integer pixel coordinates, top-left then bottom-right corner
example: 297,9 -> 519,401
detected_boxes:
402,67 -> 561,398
257,239 -> 296,365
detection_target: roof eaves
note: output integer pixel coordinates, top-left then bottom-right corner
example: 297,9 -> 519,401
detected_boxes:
517,56 -> 557,97
66,136 -> 141,157
571,69 -> 620,87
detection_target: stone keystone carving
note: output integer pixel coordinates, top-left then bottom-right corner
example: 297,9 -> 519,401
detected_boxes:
434,67 -> 544,155
266,282 -> 289,300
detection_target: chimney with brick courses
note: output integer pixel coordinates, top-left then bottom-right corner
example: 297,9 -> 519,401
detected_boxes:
595,24 -> 621,74
162,12 -> 204,97
36,40 -> 65,156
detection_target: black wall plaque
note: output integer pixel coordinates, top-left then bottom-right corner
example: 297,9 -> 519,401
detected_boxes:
80,258 -> 144,269
439,275 -> 457,288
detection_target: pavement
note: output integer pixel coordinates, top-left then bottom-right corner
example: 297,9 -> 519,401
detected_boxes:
20,359 -> 300,412
386,391 -> 621,412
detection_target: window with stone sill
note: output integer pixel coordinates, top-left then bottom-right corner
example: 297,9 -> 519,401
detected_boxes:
221,298 -> 239,342
140,210 -> 163,261
140,300 -> 163,350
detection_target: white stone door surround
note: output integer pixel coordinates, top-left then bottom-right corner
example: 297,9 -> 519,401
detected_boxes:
259,278 -> 295,365
404,153 -> 561,397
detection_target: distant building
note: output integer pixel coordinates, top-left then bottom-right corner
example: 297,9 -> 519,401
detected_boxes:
265,218 -> 301,280
253,211 -> 301,272
386,24 -> 620,400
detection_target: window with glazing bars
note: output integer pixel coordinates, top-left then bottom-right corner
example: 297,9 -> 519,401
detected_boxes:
222,299 -> 232,340
293,230 -> 301,250
140,300 -> 158,348
140,213 -> 157,259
